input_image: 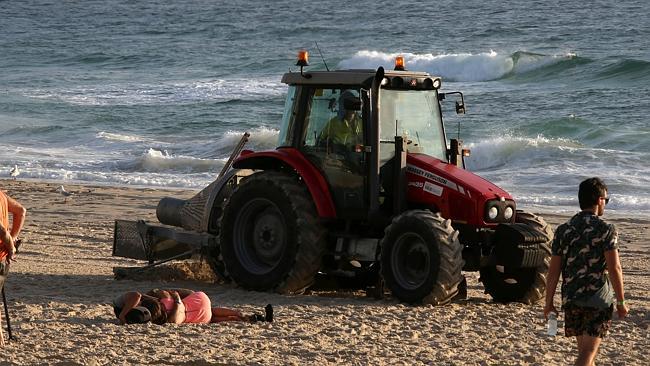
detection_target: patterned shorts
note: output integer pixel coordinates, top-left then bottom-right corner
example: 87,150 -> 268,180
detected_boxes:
564,303 -> 613,338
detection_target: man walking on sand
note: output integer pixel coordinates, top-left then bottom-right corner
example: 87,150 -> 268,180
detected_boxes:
544,177 -> 628,366
0,189 -> 26,346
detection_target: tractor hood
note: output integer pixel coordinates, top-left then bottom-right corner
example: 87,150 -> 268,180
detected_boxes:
405,153 -> 515,226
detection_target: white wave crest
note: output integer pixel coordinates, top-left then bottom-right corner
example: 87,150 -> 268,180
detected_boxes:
96,131 -> 145,142
338,50 -> 573,82
464,134 -> 581,170
222,126 -> 280,151
134,148 -> 219,173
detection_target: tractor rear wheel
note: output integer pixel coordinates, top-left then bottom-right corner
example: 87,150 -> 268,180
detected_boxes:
380,210 -> 464,305
206,175 -> 239,282
479,210 -> 553,304
219,171 -> 326,294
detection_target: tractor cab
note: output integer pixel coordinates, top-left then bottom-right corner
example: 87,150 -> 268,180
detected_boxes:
275,53 -> 465,223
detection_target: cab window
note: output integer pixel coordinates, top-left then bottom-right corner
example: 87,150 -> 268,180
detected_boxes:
302,88 -> 362,149
277,86 -> 297,147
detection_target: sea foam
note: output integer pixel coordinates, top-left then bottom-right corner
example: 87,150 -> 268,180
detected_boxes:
23,77 -> 286,106
97,131 -> 146,143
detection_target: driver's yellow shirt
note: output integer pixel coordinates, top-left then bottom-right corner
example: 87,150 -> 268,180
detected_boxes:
320,114 -> 362,145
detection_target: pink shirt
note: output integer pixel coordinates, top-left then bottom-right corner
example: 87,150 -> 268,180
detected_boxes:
160,291 -> 212,323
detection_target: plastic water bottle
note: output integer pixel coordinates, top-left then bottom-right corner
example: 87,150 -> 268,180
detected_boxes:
547,312 -> 558,336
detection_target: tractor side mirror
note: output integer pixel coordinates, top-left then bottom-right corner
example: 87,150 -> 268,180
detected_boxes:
441,91 -> 466,114
455,101 -> 466,114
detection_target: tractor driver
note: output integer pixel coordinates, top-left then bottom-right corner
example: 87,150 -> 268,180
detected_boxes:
318,90 -> 363,149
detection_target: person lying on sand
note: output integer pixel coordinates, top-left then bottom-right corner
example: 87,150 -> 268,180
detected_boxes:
113,288 -> 273,325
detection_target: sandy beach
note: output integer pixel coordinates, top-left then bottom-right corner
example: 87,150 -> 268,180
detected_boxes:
0,178 -> 647,365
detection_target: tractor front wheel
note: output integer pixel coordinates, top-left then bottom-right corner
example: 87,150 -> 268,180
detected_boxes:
380,210 -> 465,305
479,210 -> 553,304
219,171 -> 326,294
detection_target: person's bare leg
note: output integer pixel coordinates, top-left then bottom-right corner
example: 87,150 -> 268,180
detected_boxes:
210,307 -> 246,322
575,335 -> 601,366
575,337 -> 584,364
212,315 -> 248,322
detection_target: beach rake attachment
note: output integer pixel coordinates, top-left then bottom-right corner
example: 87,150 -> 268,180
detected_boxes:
113,219 -> 216,273
111,132 -> 250,278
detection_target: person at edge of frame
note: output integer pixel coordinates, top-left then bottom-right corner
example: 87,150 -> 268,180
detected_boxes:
0,188 -> 27,346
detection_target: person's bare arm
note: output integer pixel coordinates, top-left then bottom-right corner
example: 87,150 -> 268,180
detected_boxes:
148,288 -> 194,299
165,291 -> 186,324
5,194 -> 26,240
605,249 -> 629,318
147,289 -> 172,299
0,222 -> 14,253
166,288 -> 194,298
544,255 -> 562,320
118,291 -> 142,324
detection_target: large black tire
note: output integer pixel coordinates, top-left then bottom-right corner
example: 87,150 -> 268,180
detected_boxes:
479,210 -> 553,304
205,175 -> 239,282
380,210 -> 465,305
219,171 -> 326,294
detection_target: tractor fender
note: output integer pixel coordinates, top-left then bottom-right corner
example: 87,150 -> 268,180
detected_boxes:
199,168 -> 250,232
232,148 -> 337,218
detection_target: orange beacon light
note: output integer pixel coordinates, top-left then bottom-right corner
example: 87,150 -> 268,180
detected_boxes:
296,50 -> 309,67
394,55 -> 405,71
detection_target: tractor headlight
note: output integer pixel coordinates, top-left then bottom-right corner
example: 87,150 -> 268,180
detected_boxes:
504,206 -> 514,220
488,206 -> 499,220
484,199 -> 516,223
432,77 -> 442,89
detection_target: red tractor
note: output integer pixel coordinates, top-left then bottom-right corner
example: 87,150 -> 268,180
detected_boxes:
114,52 -> 552,305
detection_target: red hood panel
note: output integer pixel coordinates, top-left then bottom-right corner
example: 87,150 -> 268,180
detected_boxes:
407,154 -> 512,201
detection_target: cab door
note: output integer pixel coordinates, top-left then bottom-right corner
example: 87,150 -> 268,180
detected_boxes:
298,87 -> 367,219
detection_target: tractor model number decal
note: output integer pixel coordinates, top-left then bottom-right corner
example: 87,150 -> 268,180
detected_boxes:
406,165 -> 458,191
423,181 -> 443,196
408,181 -> 424,188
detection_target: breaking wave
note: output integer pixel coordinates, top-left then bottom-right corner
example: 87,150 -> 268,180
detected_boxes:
338,50 -> 581,82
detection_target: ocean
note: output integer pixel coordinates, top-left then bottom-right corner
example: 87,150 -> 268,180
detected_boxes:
2,0 -> 649,217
